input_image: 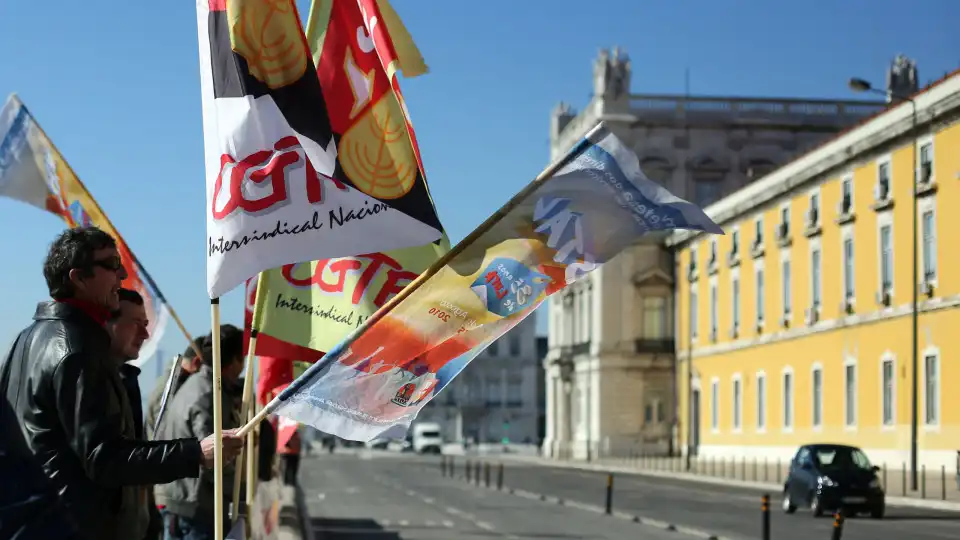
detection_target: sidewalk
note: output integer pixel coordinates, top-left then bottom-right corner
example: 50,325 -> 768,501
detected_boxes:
473,453 -> 960,513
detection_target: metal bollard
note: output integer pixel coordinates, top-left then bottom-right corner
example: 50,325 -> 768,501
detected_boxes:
475,461 -> 482,485
466,459 -> 472,482
497,463 -> 504,491
830,511 -> 845,540
761,494 -> 770,540
440,456 -> 446,476
484,462 -> 491,488
922,465 -> 927,498
604,473 -> 614,515
901,462 -> 906,495
942,465 -> 947,500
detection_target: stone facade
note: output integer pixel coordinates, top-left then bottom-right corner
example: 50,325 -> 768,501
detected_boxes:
543,47 -> 888,460
419,315 -> 540,445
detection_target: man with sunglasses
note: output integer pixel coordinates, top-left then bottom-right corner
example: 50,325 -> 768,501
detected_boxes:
0,227 -> 243,540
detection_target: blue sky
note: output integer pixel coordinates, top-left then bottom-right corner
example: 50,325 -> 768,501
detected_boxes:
1,0 -> 957,389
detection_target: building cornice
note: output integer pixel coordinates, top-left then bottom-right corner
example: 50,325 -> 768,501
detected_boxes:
667,72 -> 960,248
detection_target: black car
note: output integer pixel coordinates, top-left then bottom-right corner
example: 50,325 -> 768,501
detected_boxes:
782,444 -> 885,518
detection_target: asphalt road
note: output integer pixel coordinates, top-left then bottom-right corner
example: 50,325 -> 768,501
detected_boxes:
298,450 -> 696,539
421,453 -> 960,540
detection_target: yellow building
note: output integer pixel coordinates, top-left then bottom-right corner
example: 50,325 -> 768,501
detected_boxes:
668,71 -> 960,471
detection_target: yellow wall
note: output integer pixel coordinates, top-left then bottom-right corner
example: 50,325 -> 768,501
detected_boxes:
676,117 -> 960,466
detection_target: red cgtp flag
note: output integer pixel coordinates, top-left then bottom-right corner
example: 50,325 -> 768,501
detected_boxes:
256,357 -> 294,406
243,277 -> 324,363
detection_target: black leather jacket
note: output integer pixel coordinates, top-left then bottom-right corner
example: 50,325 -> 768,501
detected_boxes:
0,301 -> 204,540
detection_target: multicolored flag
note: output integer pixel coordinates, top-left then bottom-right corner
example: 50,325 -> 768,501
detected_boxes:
264,124 -> 724,441
196,0 -> 444,298
244,0 -> 448,363
0,95 -> 171,366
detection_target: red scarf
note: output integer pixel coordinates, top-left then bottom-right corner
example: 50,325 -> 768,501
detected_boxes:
57,298 -> 110,327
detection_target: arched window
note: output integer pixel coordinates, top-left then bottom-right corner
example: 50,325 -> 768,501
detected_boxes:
692,157 -> 725,207
640,156 -> 673,185
746,158 -> 777,180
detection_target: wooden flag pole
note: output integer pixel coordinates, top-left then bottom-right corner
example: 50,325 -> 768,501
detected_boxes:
231,274 -> 266,522
211,298 -> 225,540
235,122 -> 604,438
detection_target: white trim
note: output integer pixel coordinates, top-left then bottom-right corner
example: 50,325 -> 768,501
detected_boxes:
667,73 -> 960,248
755,370 -> 767,433
918,196 -> 938,289
708,275 -> 719,342
731,373 -> 743,433
806,185 -> 822,228
710,377 -> 720,434
874,154 -> 893,203
879,351 -> 896,430
843,356 -> 858,431
840,173 -> 855,213
810,362 -> 823,431
754,259 -> 766,328
840,226 -> 856,310
781,366 -> 794,433
876,211 -> 895,304
779,249 -> 792,325
730,266 -> 741,337
921,345 -> 941,431
916,134 -> 935,185
808,236 -> 823,323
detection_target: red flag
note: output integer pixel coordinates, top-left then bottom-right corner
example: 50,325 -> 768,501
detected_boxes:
256,357 -> 294,406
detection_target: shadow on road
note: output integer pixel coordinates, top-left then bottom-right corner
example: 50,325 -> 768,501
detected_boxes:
311,518 -> 401,539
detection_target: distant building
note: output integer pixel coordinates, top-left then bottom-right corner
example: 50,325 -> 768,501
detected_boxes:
543,47 -> 888,460
669,63 -> 960,470
420,316 -> 540,444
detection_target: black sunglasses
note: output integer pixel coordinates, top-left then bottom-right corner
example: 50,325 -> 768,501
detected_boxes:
90,257 -> 124,272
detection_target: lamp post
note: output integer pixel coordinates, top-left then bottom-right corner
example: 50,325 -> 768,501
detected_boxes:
848,77 -> 919,492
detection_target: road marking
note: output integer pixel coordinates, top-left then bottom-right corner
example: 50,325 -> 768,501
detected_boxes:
442,520 -> 454,528
476,521 -> 494,531
424,520 -> 436,527
422,496 -> 435,504
398,519 -> 409,527
316,493 -> 325,500
379,519 -> 391,526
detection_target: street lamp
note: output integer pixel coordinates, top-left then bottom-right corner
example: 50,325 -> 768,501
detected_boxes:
848,77 -> 920,492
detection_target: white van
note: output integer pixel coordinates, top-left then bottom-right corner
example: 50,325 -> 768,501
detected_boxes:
410,422 -> 443,454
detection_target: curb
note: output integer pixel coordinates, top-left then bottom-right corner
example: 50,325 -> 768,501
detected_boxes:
448,472 -> 732,540
492,455 -> 960,513
294,483 -> 312,540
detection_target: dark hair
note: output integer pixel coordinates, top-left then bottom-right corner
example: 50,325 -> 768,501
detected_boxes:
183,336 -> 207,360
108,288 -> 144,321
200,324 -> 245,367
43,227 -> 117,300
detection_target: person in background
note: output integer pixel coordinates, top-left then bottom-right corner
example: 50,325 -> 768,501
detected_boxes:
156,324 -> 247,540
146,337 -> 205,439
108,288 -> 163,540
257,416 -> 277,482
0,227 -> 243,540
278,421 -> 301,486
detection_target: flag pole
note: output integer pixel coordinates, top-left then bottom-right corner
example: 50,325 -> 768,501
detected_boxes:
231,273 -> 266,522
235,122 -> 605,438
211,298 -> 225,540
15,95 -> 203,361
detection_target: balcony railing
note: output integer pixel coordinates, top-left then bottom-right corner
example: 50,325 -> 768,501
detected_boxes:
634,338 -> 676,354
559,342 -> 591,358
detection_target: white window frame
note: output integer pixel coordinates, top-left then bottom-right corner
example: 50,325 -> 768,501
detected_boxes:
919,197 -> 937,288
875,154 -> 893,201
709,275 -> 719,340
880,352 -> 896,429
807,186 -> 821,227
753,216 -> 764,248
840,225 -> 855,307
730,267 -> 741,335
710,377 -> 720,433
780,249 -> 792,321
689,284 -> 699,342
844,356 -> 858,430
922,345 -> 941,430
755,370 -> 767,433
916,135 -> 935,185
781,367 -> 794,432
732,373 -> 743,433
809,236 -> 822,315
755,259 -> 765,327
811,363 -> 823,431
839,173 -> 854,213
877,211 -> 894,298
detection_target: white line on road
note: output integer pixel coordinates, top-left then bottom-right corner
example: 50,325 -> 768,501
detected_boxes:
442,520 -> 454,528
398,519 -> 409,526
